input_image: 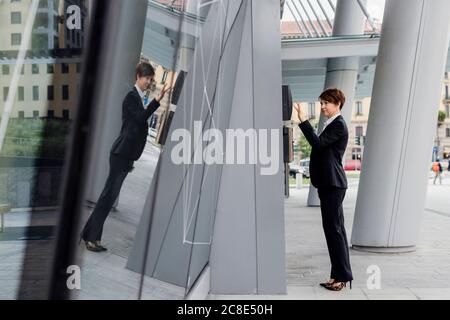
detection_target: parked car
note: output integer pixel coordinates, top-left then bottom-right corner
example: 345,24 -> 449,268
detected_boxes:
344,159 -> 362,171
290,159 -> 310,179
299,159 -> 310,178
289,164 -> 302,178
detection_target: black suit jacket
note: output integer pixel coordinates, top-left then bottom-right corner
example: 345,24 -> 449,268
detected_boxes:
110,87 -> 160,161
299,115 -> 348,189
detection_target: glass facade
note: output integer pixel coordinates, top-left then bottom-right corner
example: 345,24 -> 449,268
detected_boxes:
0,0 -> 449,302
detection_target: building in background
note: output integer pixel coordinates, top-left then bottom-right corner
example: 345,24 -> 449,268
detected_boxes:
293,75 -> 450,166
0,0 -> 88,120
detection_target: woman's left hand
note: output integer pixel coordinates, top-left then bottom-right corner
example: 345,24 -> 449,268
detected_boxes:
156,84 -> 172,103
294,103 -> 308,123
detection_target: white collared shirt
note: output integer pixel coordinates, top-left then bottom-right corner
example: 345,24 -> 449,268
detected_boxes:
135,84 -> 147,108
320,112 -> 341,135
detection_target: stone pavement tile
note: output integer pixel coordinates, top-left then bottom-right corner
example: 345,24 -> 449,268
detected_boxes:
314,286 -> 368,300
286,286 -> 316,299
366,295 -> 418,300
78,253 -> 185,300
76,271 -> 139,300
0,270 -> 22,281
314,294 -> 367,300
409,288 -> 450,300
208,294 -> 290,300
362,288 -> 415,296
79,249 -> 112,267
83,264 -> 142,291
0,280 -> 20,292
140,286 -> 185,300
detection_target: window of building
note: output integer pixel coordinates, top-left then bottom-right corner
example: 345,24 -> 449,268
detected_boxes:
63,110 -> 69,120
18,111 -> 25,119
308,103 -> 316,119
47,86 -> 54,101
355,126 -> 364,137
38,0 -> 47,7
20,65 -> 24,74
18,86 -> 24,101
446,85 -> 449,100
47,110 -> 54,118
3,87 -> 9,101
62,85 -> 69,100
352,147 -> 362,160
447,128 -> 450,138
2,65 -> 10,75
356,101 -> 363,115
47,64 -> 54,74
76,63 -> 81,73
11,33 -> 21,46
32,64 -> 39,74
32,86 -> 39,100
161,70 -> 168,84
61,63 -> 69,74
33,111 -> 39,119
11,12 -> 21,24
446,105 -> 450,119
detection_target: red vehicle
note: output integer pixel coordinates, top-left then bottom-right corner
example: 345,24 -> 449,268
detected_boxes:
344,159 -> 362,171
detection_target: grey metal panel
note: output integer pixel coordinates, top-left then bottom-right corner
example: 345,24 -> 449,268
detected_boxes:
127,0 -> 241,288
210,1 -> 258,294
187,0 -> 247,291
250,0 -> 286,294
209,0 -> 286,295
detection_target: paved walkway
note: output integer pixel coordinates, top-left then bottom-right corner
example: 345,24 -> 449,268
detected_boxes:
212,175 -> 450,300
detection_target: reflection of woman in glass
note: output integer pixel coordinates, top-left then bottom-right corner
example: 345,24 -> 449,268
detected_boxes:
80,62 -> 171,252
294,88 -> 353,291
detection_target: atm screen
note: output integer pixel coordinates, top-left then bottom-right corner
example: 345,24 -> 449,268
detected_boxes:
171,70 -> 187,105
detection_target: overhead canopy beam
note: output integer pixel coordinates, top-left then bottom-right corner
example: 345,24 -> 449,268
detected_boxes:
281,36 -> 380,60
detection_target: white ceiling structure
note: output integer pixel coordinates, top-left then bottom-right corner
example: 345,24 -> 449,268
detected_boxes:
145,0 -> 450,103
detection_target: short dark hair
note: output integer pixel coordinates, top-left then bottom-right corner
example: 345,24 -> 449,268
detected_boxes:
135,62 -> 155,80
319,88 -> 346,110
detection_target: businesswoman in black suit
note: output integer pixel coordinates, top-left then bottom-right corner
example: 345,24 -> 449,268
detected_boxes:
294,88 -> 353,291
80,62 -> 171,252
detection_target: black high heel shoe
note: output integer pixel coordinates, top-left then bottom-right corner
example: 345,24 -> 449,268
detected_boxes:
94,241 -> 108,252
319,279 -> 335,288
324,281 -> 352,291
84,241 -> 105,252
79,232 -> 107,252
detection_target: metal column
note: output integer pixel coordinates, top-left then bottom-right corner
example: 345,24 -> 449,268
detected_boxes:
351,0 -> 450,252
307,0 -> 367,206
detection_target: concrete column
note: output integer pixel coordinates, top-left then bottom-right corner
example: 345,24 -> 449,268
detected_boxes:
84,0 -> 148,207
307,0 -> 366,206
351,0 -> 450,252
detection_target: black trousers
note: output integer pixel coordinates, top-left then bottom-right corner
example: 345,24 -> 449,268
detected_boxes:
81,154 -> 134,242
317,187 -> 353,282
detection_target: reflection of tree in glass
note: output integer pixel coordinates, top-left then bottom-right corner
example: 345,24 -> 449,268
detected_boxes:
298,119 -> 318,159
1,119 -> 71,159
